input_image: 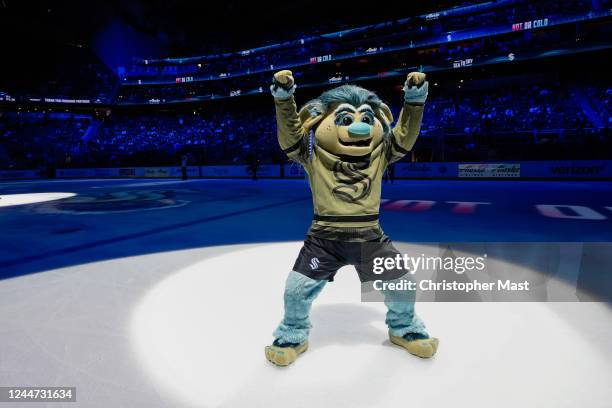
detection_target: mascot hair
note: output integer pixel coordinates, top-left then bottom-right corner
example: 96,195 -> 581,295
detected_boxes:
304,85 -> 390,134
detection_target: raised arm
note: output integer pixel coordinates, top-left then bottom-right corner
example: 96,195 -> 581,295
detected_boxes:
270,70 -> 308,162
386,72 -> 428,164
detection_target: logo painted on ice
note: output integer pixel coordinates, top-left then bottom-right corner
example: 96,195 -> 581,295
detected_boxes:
35,190 -> 190,214
380,199 -> 612,220
309,257 -> 320,270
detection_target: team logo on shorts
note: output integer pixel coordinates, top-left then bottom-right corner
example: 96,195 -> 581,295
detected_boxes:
309,257 -> 320,270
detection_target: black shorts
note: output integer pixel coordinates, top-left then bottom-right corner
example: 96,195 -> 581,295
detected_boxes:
293,234 -> 407,283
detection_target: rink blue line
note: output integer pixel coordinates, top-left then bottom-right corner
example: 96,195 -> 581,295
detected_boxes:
0,196 -> 309,272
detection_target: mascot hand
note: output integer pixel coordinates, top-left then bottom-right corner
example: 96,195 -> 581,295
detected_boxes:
404,72 -> 428,105
270,70 -> 296,99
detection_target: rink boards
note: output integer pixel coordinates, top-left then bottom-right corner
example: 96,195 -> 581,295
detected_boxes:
2,160 -> 612,180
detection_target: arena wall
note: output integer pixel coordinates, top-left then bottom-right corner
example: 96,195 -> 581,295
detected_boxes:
22,160 -> 608,181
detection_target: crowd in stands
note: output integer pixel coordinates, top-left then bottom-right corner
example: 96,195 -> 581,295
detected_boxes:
89,111 -> 277,167
584,85 -> 612,127
0,111 -> 91,170
2,79 -> 610,170
413,81 -> 608,161
422,83 -> 590,134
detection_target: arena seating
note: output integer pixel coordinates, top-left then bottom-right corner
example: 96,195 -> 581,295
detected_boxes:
2,79 -> 609,169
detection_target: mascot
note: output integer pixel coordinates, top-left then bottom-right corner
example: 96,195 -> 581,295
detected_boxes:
266,70 -> 438,366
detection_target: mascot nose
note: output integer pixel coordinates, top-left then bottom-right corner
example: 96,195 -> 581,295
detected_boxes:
347,122 -> 372,138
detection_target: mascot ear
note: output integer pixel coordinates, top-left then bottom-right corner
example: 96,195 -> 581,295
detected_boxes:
298,104 -> 324,132
377,103 -> 394,127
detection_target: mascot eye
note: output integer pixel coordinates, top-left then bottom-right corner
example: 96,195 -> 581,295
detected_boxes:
361,115 -> 373,125
341,115 -> 354,126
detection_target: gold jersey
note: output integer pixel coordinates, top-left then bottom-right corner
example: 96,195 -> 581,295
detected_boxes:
274,96 -> 424,241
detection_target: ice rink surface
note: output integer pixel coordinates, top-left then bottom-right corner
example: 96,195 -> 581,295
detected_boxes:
0,178 -> 611,407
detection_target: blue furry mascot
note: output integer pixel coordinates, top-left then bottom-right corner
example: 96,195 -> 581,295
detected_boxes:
266,70 -> 438,366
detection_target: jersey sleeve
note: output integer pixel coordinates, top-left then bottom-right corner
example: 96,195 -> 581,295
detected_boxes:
274,96 -> 309,165
384,103 -> 424,165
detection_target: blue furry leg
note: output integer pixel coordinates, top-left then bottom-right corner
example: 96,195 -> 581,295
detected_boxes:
382,277 -> 429,339
273,270 -> 327,345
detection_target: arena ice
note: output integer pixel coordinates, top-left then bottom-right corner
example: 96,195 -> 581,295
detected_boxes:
1,0 -> 611,407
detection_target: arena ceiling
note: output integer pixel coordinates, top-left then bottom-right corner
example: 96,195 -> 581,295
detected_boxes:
0,0 -> 465,57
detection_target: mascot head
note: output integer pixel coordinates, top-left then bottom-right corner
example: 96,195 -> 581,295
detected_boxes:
298,85 -> 393,157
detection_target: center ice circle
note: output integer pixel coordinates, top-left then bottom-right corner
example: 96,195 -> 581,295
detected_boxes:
130,242 -> 612,408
